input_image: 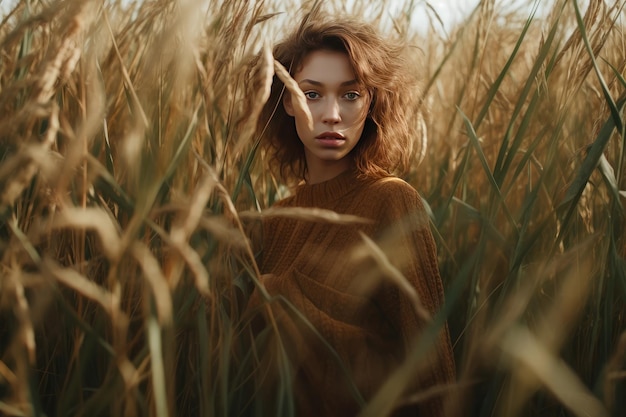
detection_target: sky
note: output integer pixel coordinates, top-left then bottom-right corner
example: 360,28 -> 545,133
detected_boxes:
0,0 -> 482,25
1,0 -> 551,37
412,0 -> 481,30
409,0 -> 552,34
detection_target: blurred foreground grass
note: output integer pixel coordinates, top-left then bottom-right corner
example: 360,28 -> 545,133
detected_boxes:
0,0 -> 625,416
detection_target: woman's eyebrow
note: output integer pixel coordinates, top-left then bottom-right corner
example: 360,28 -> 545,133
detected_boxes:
298,79 -> 359,87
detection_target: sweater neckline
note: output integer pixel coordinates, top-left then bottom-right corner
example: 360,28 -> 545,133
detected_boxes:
294,168 -> 364,205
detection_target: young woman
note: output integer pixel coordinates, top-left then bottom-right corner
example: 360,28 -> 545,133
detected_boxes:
242,11 -> 456,417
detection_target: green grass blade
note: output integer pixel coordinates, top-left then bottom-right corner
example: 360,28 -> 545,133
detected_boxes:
473,0 -> 540,130
573,0 -> 623,133
601,60 -> 626,184
458,107 -> 518,235
556,96 -> 626,241
493,3 -> 564,178
434,144 -> 471,228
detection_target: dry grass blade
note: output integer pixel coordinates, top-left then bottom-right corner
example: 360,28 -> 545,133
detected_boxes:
131,242 -> 173,325
274,59 -> 313,131
147,313 -> 169,417
240,206 -> 373,225
0,402 -> 27,417
477,237 -> 601,416
170,171 -> 218,245
397,379 -> 466,410
42,257 -> 117,317
13,280 -> 35,363
534,243 -> 596,350
233,43 -> 274,157
0,103 -> 58,208
5,269 -> 36,365
141,218 -> 212,297
354,231 -> 431,322
102,7 -> 149,128
169,237 -> 211,297
0,361 -> 17,386
29,1 -> 96,105
500,326 -> 609,417
0,146 -> 41,209
47,207 -> 122,261
198,217 -> 249,249
603,330 -> 626,410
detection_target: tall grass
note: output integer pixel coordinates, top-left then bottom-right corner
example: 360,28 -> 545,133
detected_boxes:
0,0 -> 624,416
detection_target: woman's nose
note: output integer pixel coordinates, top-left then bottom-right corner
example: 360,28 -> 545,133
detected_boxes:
321,99 -> 341,124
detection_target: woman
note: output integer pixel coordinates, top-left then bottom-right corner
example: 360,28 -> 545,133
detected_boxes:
242,11 -> 456,417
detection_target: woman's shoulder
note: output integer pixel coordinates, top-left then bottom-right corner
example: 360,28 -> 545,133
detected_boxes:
363,175 -> 432,226
366,175 -> 421,202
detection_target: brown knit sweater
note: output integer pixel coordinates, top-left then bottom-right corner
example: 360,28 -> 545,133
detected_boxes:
245,169 -> 455,416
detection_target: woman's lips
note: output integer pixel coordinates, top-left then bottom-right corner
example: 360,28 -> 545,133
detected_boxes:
316,132 -> 345,147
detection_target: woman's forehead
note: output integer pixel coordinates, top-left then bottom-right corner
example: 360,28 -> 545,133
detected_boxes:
294,50 -> 358,83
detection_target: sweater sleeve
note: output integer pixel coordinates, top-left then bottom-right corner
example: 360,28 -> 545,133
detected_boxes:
373,179 -> 456,416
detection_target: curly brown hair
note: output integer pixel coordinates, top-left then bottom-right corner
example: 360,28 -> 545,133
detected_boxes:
258,11 -> 421,183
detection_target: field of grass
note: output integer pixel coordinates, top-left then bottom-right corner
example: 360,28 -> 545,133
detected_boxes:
0,0 -> 624,416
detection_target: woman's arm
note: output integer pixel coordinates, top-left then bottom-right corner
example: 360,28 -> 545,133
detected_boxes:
373,178 -> 456,416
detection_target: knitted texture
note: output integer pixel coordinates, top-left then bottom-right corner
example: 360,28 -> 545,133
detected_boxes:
246,169 -> 456,416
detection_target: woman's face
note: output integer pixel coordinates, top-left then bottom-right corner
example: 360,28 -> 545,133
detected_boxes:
284,49 -> 371,179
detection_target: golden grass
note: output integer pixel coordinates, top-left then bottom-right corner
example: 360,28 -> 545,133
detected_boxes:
0,0 -> 625,416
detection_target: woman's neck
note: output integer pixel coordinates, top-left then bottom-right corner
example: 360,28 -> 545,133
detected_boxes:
305,159 -> 352,185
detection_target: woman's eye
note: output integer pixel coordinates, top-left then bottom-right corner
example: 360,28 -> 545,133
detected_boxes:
344,92 -> 360,101
304,91 -> 320,100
